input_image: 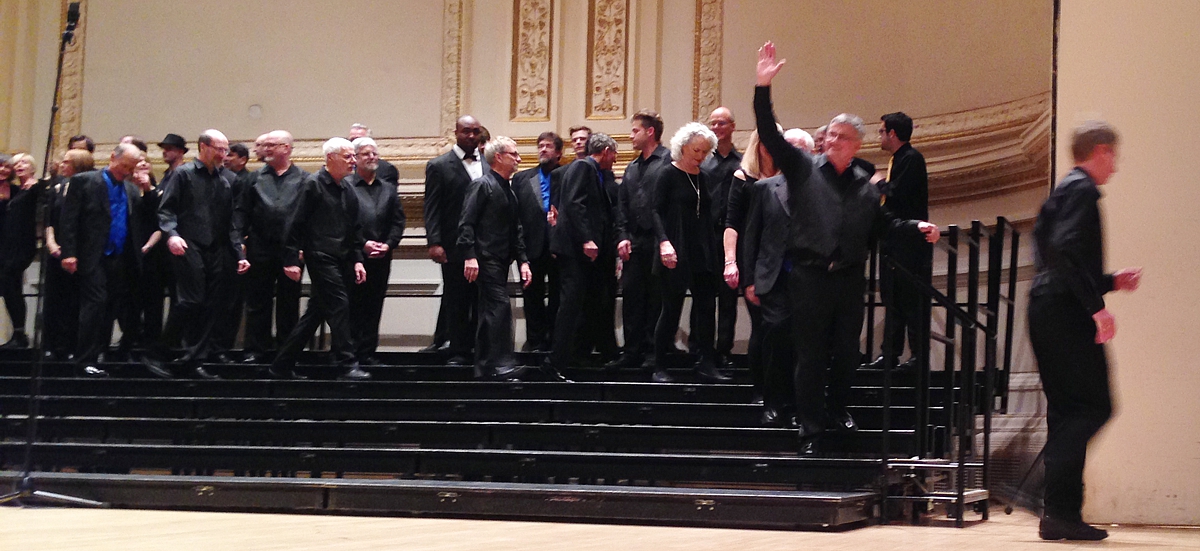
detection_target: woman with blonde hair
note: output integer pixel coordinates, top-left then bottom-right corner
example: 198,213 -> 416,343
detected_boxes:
1,152 -> 49,349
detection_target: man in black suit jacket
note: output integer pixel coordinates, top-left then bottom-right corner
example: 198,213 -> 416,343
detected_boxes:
59,144 -> 149,377
423,115 -> 487,365
544,133 -> 621,380
511,132 -> 562,352
867,111 -> 931,371
458,137 -> 533,380
741,174 -> 797,427
152,129 -> 237,379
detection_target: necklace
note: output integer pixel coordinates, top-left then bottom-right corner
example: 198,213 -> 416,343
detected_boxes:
685,171 -> 700,216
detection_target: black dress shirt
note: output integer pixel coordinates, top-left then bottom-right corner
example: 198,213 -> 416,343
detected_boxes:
232,164 -> 308,260
284,168 -> 365,266
158,159 -> 234,249
653,164 -> 720,276
753,85 -> 919,268
457,170 -> 527,264
880,142 -> 929,222
618,144 -> 670,244
347,172 -> 406,250
1031,167 -> 1113,314
701,146 -> 742,232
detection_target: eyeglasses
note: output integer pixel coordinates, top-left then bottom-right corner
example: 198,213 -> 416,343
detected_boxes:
204,143 -> 230,154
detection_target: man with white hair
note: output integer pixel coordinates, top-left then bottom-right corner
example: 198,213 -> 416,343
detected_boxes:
347,137 -> 406,366
269,138 -> 370,380
233,130 -> 308,365
783,128 -> 815,152
149,129 -> 238,379
348,123 -> 400,184
457,136 -> 533,380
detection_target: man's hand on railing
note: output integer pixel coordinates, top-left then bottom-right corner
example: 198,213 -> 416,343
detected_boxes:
1092,308 -> 1116,344
918,222 -> 940,243
1113,267 -> 1142,292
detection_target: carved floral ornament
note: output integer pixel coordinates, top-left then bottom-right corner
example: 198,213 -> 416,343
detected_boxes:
587,0 -> 629,119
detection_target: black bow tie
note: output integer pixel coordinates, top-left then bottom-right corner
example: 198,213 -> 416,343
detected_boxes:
462,152 -> 477,161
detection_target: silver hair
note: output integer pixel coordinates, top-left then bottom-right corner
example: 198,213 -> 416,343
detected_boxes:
783,128 -> 815,152
352,137 -> 378,153
322,137 -> 354,156
586,133 -> 617,155
669,122 -> 718,162
350,123 -> 371,136
828,114 -> 865,140
483,136 -> 517,164
113,142 -> 140,158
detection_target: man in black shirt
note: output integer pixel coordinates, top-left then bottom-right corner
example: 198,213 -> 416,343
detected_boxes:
156,133 -> 188,184
152,129 -> 238,379
269,138 -> 370,381
867,112 -> 930,372
612,110 -> 669,370
512,132 -> 562,352
348,123 -> 400,184
458,136 -> 533,380
216,142 -> 252,360
424,116 -> 487,365
1029,121 -> 1140,541
754,42 -> 940,442
699,106 -> 743,369
233,130 -> 308,365
347,137 -> 406,366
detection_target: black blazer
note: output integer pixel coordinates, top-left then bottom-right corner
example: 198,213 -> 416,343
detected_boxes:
423,149 -> 489,262
550,156 -> 616,260
59,170 -> 140,272
457,170 -> 527,264
1031,167 -> 1113,314
741,175 -> 791,296
512,166 -> 551,259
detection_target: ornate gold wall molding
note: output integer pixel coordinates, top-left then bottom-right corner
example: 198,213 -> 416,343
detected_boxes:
440,0 -> 465,142
585,0 -> 628,120
692,0 -> 723,120
511,0 -> 553,122
52,0 -> 87,158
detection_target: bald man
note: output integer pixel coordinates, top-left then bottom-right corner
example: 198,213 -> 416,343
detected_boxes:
149,129 -> 238,379
699,107 -> 743,369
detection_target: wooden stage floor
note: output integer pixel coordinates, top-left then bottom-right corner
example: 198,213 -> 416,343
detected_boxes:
1,506 -> 1197,550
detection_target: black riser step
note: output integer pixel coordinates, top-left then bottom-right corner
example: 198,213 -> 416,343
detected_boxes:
0,377 -> 938,406
0,395 -> 939,429
0,443 -> 885,487
0,472 -> 876,529
3,417 -> 916,455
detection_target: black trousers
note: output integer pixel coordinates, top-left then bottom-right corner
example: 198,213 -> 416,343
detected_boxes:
521,252 -> 557,351
75,252 -> 138,365
441,259 -> 477,357
474,259 -> 516,372
215,269 -> 246,352
550,255 -> 607,369
788,265 -> 866,421
42,256 -> 79,355
744,295 -> 764,390
135,246 -> 172,347
161,243 -> 233,363
655,270 -> 718,365
879,240 -> 930,360
0,265 -> 26,336
1028,292 -> 1112,522
758,280 -> 795,411
242,252 -> 302,354
350,256 -> 390,360
621,246 -> 661,358
275,252 -> 357,367
578,253 -> 619,359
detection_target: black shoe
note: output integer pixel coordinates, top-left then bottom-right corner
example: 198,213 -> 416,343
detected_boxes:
649,369 -> 674,383
604,353 -> 640,370
865,355 -> 901,370
266,364 -> 307,380
446,355 -> 469,367
0,332 -> 29,349
338,365 -> 372,381
717,353 -> 736,370
828,410 -> 859,432
760,407 -> 786,427
897,357 -> 919,372
693,357 -> 732,383
241,352 -> 264,364
1039,516 -> 1108,541
489,364 -> 528,381
359,356 -> 382,367
213,352 -> 237,364
640,355 -> 657,369
140,355 -> 173,379
539,359 -> 571,382
78,365 -> 109,378
796,415 -> 824,439
418,341 -> 446,353
193,365 -> 221,380
751,392 -> 765,405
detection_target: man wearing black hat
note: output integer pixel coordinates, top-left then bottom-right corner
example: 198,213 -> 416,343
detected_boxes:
157,133 -> 189,183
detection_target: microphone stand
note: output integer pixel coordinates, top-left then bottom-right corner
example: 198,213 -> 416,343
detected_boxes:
0,2 -> 107,509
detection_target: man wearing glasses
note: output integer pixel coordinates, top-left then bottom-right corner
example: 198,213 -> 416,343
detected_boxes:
147,129 -> 238,379
232,130 -> 309,365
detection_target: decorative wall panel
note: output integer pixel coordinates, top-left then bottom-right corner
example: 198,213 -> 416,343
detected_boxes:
441,0 -> 465,140
511,0 -> 553,121
693,0 -> 722,120
585,0 -> 628,120
52,0 -> 86,158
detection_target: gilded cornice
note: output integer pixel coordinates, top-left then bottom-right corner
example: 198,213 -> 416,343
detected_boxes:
511,0 -> 553,121
692,0 -> 723,120
440,0 -> 465,143
52,0 -> 87,159
585,0 -> 629,120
